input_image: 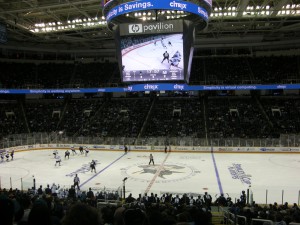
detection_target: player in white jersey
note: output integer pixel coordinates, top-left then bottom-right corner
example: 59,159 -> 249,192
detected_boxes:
53,150 -> 58,158
5,151 -> 10,161
173,50 -> 181,59
85,146 -> 89,156
169,57 -> 181,69
71,146 -> 77,155
169,51 -> 182,69
55,155 -> 61,166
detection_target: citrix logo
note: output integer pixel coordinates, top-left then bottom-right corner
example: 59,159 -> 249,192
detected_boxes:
129,24 -> 142,33
170,1 -> 187,10
174,84 -> 184,90
144,84 -> 159,90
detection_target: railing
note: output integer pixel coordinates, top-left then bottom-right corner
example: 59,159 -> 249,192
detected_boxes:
0,133 -> 299,149
222,208 -> 247,225
221,207 -> 275,225
251,219 -> 274,225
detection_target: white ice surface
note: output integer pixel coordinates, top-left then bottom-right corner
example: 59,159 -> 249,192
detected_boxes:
1,150 -> 300,205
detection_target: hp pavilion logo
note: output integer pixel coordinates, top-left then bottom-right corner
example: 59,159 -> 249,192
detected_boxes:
129,24 -> 142,33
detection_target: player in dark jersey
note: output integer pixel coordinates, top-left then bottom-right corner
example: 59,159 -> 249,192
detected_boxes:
161,51 -> 169,63
10,150 -> 14,160
65,150 -> 70,159
0,152 -> 4,162
90,160 -> 96,173
149,154 -> 154,165
79,146 -> 84,155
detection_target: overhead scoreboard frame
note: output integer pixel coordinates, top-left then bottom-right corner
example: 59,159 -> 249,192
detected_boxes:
102,0 -> 212,84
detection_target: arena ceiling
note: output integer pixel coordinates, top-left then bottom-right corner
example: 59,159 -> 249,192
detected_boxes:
0,0 -> 300,57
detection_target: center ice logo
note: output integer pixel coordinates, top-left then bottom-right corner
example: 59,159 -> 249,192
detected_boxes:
129,24 -> 142,33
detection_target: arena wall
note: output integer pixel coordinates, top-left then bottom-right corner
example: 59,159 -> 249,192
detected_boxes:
6,144 -> 300,153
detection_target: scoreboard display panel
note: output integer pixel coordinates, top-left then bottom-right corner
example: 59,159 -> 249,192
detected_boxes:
114,20 -> 195,83
121,33 -> 184,82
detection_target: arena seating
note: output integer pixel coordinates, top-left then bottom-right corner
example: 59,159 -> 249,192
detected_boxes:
1,56 -> 299,88
0,95 -> 299,140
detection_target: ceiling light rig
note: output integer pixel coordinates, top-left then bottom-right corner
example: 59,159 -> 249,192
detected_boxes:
29,4 -> 300,34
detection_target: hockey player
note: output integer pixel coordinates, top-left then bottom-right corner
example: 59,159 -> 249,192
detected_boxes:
173,50 -> 181,59
53,150 -> 58,158
5,151 -> 9,161
85,146 -> 89,156
149,153 -> 154,165
55,155 -> 61,166
161,51 -> 169,63
90,160 -> 96,173
169,51 -> 182,69
65,150 -> 70,159
71,146 -> 77,155
0,152 -> 4,162
169,57 -> 181,69
79,146 -> 84,155
168,41 -> 172,46
10,149 -> 14,160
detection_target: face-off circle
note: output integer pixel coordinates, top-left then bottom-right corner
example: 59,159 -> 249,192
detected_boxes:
121,162 -> 200,183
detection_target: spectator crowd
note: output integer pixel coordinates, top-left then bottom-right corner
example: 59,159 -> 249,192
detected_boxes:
1,185 -> 300,225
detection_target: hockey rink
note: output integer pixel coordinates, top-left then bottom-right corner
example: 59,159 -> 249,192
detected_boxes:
1,149 -> 300,205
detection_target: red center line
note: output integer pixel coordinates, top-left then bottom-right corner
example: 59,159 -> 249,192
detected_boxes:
144,152 -> 170,194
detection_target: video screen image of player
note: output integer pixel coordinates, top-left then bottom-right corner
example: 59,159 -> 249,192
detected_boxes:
121,33 -> 184,82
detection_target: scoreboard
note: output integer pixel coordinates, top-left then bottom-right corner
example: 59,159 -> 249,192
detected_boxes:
102,0 -> 212,83
114,20 -> 195,83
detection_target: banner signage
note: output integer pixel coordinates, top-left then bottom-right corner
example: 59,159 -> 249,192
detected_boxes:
106,0 -> 209,22
0,84 -> 300,94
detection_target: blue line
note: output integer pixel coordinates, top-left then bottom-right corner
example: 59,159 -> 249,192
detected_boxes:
80,153 -> 126,188
211,146 -> 224,194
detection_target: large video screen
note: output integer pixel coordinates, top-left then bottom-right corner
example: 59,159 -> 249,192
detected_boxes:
121,33 -> 184,82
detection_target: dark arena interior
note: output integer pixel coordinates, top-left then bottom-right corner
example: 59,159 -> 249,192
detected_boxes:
0,0 -> 300,225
